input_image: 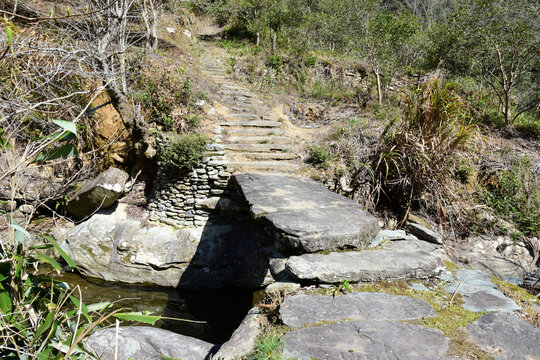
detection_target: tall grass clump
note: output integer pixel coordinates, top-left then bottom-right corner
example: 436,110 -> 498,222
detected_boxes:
372,79 -> 477,217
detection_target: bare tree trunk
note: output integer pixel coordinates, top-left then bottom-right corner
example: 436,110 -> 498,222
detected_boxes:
142,0 -> 159,50
270,28 -> 277,54
375,68 -> 382,105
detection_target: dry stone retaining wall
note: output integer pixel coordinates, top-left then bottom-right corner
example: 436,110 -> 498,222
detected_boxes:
147,134 -> 236,227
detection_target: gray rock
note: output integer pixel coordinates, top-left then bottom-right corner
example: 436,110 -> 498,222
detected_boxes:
234,173 -> 380,253
265,282 -> 301,295
452,236 -> 535,280
410,282 -> 430,291
282,320 -> 449,360
369,229 -> 407,247
467,313 -> 540,360
406,222 -> 443,244
214,308 -> 260,359
280,292 -> 437,328
285,240 -> 445,284
195,197 -> 247,212
85,326 -> 215,360
61,204 -> 273,288
67,167 -> 128,219
445,269 -> 521,313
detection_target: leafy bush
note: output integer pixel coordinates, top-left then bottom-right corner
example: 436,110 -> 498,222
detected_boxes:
372,79 -> 477,211
159,133 -> 210,171
307,145 -> 333,169
480,156 -> 540,235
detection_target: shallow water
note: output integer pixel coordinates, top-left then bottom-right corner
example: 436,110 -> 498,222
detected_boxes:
58,272 -> 263,344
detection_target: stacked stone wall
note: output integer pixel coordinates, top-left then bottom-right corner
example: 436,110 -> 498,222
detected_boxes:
147,139 -> 236,227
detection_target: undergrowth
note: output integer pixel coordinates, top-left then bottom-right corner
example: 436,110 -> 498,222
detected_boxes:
479,155 -> 540,236
159,133 -> 210,171
246,326 -> 288,360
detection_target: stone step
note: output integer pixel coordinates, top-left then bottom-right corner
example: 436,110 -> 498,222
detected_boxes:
221,85 -> 248,91
229,106 -> 270,114
227,135 -> 292,144
235,152 -> 299,160
228,161 -> 300,173
285,240 -> 445,282
234,173 -> 381,253
225,113 -> 260,120
220,90 -> 254,98
219,96 -> 260,105
226,128 -> 285,136
224,143 -> 294,152
220,120 -> 282,128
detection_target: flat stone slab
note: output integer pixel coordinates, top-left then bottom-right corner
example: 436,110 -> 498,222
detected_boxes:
280,292 -> 437,328
467,313 -> 540,360
282,320 -> 449,360
234,173 -> 380,253
445,269 -> 521,313
285,240 -> 445,283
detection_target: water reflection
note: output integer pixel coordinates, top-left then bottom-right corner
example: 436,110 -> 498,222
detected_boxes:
58,273 -> 260,343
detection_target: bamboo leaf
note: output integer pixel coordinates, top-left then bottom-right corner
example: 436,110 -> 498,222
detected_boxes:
33,312 -> 55,340
43,235 -> 77,269
6,26 -> 13,46
34,254 -> 62,273
9,220 -> 31,244
52,119 -> 77,135
86,301 -> 112,312
0,285 -> 12,314
113,312 -> 162,325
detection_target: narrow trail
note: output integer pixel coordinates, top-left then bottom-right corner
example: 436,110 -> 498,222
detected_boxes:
196,42 -> 303,174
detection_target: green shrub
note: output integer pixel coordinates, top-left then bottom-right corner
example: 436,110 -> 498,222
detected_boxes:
160,133 -> 210,171
480,156 -> 540,235
307,145 -> 333,169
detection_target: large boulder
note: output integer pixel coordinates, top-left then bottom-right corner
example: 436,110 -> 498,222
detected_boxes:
85,326 -> 216,360
60,203 -> 274,288
234,173 -> 380,254
452,235 -> 535,280
67,167 -> 129,219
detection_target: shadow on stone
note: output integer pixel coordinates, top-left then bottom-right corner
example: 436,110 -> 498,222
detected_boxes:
163,178 -> 272,343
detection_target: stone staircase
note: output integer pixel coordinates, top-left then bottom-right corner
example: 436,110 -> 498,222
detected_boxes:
198,48 -> 301,174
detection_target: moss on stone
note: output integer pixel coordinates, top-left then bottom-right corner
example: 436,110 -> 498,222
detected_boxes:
491,277 -> 540,327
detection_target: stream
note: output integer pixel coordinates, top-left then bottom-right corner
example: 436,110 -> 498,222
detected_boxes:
59,272 -> 264,344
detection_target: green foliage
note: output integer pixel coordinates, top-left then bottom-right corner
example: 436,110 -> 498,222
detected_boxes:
480,156 -> 540,235
0,225 -> 112,359
307,145 -> 333,169
0,221 -> 175,359
159,133 -> 210,171
247,328 -> 286,360
373,79 -> 476,210
131,67 -> 192,131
